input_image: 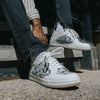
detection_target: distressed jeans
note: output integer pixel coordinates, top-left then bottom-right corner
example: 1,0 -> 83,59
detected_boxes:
0,0 -> 49,60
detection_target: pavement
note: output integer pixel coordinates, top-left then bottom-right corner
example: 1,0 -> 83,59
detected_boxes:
0,69 -> 100,100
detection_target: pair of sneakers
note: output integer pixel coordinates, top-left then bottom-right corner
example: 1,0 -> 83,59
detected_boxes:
29,29 -> 91,88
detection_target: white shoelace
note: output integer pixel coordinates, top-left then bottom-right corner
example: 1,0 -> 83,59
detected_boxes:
44,47 -> 68,72
45,47 -> 64,67
65,29 -> 79,40
64,29 -> 89,44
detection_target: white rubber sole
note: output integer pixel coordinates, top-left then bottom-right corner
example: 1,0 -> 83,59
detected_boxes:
29,74 -> 80,88
50,42 -> 91,51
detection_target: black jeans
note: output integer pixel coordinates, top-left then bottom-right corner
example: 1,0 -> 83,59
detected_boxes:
90,0 -> 100,30
55,0 -> 72,27
0,0 -> 49,60
35,0 -> 72,30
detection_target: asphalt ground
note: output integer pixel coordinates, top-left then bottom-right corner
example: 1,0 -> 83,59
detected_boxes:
0,69 -> 100,100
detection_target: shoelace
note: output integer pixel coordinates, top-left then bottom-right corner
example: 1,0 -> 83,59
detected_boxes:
65,29 -> 79,40
44,47 -> 69,73
45,47 -> 64,67
65,29 -> 89,43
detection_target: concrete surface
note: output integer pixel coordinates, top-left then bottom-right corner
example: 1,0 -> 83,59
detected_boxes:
0,69 -> 100,100
0,45 -> 82,61
0,45 -> 17,61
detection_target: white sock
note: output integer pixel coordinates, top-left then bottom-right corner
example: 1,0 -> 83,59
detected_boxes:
56,22 -> 64,33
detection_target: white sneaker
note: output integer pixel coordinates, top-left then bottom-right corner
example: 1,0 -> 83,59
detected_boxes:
50,29 -> 91,51
29,47 -> 80,88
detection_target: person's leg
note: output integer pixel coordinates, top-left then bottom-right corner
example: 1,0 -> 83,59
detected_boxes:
34,0 -> 57,28
55,0 -> 72,28
0,0 -> 80,88
50,0 -> 91,51
0,0 -> 49,60
34,0 -> 72,33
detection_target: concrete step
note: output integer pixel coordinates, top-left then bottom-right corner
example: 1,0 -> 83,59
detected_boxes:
0,45 -> 83,78
0,45 -> 83,61
0,45 -> 17,61
48,46 -> 83,58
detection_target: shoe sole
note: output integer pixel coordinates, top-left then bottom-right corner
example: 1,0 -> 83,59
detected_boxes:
50,42 -> 91,51
29,74 -> 80,88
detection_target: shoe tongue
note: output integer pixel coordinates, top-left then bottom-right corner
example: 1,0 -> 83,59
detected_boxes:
56,23 -> 65,33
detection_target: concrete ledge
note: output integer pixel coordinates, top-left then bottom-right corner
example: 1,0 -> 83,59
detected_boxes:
0,45 -> 17,61
48,46 -> 83,58
0,45 -> 83,61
